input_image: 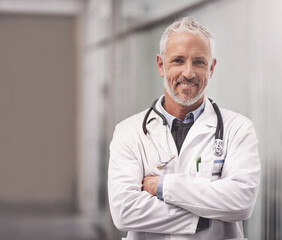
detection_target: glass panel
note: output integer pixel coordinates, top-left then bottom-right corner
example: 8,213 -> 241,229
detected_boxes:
121,0 -> 201,29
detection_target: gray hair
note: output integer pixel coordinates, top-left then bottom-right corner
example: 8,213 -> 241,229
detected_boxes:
159,16 -> 215,59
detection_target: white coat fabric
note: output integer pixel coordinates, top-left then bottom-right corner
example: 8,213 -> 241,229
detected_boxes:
108,95 -> 260,240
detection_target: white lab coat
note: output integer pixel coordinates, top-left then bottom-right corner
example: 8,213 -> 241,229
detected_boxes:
108,95 -> 260,240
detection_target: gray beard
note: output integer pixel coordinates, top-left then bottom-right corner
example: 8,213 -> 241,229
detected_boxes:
163,76 -> 205,107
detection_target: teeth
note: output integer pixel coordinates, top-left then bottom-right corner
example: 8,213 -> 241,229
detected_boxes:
180,83 -> 196,87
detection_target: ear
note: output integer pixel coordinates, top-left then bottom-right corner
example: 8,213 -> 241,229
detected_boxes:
156,54 -> 164,77
209,58 -> 217,78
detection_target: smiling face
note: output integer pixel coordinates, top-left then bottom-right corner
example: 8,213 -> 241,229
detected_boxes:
157,31 -> 216,110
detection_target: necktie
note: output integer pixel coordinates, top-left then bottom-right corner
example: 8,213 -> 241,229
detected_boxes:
171,119 -> 194,154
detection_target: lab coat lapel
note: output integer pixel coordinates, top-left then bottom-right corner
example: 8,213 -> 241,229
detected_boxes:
145,96 -> 178,157
180,97 -> 217,151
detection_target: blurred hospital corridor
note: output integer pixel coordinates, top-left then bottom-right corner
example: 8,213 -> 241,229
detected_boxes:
0,0 -> 282,239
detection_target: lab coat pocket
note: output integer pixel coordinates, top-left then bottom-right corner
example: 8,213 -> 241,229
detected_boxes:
193,162 -> 213,178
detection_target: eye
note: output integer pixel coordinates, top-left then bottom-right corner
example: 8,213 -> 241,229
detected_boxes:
194,60 -> 206,65
172,58 -> 184,63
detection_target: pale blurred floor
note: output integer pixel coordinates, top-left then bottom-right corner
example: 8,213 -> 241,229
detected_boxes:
0,215 -> 101,240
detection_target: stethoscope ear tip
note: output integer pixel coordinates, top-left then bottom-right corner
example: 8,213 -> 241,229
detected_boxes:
156,164 -> 164,170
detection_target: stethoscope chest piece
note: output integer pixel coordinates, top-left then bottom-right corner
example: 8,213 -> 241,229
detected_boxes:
214,139 -> 223,156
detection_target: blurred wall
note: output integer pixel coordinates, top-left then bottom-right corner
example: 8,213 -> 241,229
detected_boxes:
0,14 -> 77,214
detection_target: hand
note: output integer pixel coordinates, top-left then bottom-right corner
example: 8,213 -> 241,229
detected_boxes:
142,175 -> 160,196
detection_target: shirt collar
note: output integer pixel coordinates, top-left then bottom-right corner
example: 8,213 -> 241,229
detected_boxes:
160,97 -> 206,130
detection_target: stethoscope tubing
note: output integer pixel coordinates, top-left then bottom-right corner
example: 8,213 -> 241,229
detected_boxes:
142,97 -> 224,169
143,98 -> 223,141
208,98 -> 224,140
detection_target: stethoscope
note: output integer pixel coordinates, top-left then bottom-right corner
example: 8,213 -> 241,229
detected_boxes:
142,98 -> 224,169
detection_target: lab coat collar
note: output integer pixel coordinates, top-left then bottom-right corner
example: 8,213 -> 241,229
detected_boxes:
197,96 -> 218,128
152,95 -> 217,128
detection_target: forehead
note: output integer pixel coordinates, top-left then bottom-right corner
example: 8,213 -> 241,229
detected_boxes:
166,31 -> 210,57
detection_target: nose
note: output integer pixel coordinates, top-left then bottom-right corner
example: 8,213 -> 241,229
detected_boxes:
182,61 -> 196,79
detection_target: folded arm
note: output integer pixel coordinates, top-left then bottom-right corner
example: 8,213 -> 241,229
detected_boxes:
108,124 -> 199,234
161,120 -> 260,222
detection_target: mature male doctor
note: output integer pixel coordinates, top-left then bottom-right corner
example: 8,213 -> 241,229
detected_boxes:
108,16 -> 260,240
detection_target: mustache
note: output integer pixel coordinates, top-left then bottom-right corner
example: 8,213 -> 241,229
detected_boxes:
175,77 -> 198,86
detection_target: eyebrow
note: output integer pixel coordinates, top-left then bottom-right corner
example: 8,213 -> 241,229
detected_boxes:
168,55 -> 185,61
193,56 -> 208,61
169,55 -> 208,60
170,55 -> 185,59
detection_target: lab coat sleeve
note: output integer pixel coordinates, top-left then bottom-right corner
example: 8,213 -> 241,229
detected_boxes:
162,117 -> 260,222
108,122 -> 199,234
